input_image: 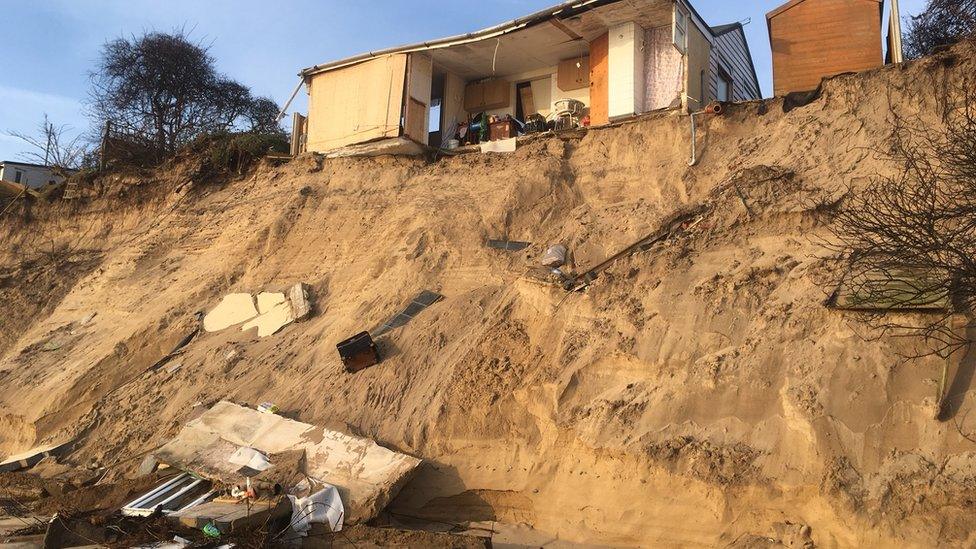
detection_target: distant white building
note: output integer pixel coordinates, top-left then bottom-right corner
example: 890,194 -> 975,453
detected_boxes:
0,161 -> 74,190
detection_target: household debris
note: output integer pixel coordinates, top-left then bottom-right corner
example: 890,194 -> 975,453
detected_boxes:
688,100 -> 725,166
286,478 -> 345,536
337,331 -> 382,373
121,472 -> 215,517
287,282 -> 313,320
0,441 -> 73,473
486,239 -> 531,251
202,283 -> 314,338
561,209 -> 705,292
203,293 -> 259,332
372,290 -> 444,337
257,402 -> 279,414
336,291 -> 443,373
241,291 -> 295,337
540,244 -> 568,268
170,498 -> 289,534
827,270 -> 950,311
151,401 -> 421,524
479,137 -> 517,153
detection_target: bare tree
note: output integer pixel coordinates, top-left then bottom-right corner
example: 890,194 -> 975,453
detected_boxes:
904,0 -> 976,59
88,29 -> 281,154
7,114 -> 87,171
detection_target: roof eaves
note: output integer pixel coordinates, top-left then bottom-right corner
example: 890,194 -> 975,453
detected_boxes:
767,0 -> 883,21
710,23 -> 741,37
0,160 -> 76,171
299,0 -> 617,78
301,0 -> 725,78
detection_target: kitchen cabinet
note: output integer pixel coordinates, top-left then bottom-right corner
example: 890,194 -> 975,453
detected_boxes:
464,79 -> 511,111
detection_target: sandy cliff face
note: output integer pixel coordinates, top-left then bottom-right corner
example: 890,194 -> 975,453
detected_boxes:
2,41 -> 976,547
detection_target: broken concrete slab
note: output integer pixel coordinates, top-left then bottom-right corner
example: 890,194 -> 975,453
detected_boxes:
0,441 -> 72,473
288,282 -> 312,321
256,291 -> 287,314
241,299 -> 294,337
152,401 -> 421,524
203,294 -> 258,332
137,455 -> 160,476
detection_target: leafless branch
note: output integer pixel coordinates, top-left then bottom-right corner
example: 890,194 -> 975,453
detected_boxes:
821,73 -> 976,361
7,114 -> 88,171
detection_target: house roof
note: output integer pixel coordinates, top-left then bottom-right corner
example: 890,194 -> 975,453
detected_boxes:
710,23 -> 741,36
300,0 -> 730,78
0,160 -> 77,172
709,22 -> 763,99
766,0 -> 882,21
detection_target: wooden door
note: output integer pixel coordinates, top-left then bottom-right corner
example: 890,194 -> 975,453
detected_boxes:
589,32 -> 609,126
403,53 -> 433,144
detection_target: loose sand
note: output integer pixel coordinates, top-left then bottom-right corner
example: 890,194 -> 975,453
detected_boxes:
2,40 -> 976,547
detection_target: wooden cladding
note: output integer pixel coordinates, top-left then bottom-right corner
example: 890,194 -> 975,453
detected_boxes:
463,79 -> 510,111
589,33 -> 609,126
768,0 -> 883,96
305,54 -> 407,152
557,56 -> 590,91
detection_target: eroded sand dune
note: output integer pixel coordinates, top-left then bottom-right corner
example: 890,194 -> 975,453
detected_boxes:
2,40 -> 976,547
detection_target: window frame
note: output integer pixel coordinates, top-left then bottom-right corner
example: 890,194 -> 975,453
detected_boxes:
673,4 -> 689,54
717,66 -> 734,102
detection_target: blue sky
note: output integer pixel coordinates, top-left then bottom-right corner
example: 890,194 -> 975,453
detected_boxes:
0,0 -> 926,162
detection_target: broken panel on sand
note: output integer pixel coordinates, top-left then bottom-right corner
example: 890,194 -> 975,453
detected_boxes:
151,401 -> 421,524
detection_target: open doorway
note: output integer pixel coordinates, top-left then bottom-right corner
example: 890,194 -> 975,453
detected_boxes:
428,72 -> 445,148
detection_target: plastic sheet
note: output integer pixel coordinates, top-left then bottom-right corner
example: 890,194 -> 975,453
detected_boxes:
288,479 -> 345,534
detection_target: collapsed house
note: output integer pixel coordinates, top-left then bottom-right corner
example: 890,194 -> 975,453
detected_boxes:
288,0 -> 761,156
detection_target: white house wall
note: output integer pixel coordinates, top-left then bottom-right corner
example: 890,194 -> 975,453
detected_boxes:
608,21 -> 646,119
0,164 -> 63,189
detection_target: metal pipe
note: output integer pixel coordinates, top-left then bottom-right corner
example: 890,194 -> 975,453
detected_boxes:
688,111 -> 702,166
153,478 -> 203,510
175,490 -> 215,514
276,78 -> 306,122
688,101 -> 724,166
121,472 -> 189,510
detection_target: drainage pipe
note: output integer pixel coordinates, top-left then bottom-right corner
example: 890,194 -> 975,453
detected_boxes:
688,101 -> 725,167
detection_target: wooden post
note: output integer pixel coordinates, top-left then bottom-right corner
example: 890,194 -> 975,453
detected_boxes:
290,113 -> 306,157
889,0 -> 904,64
99,120 -> 112,171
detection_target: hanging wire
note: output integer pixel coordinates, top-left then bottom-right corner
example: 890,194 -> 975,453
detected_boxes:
492,38 -> 501,74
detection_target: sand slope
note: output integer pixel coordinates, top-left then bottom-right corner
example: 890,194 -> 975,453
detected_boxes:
3,40 -> 976,547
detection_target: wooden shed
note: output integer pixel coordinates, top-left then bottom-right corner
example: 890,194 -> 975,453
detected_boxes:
767,0 -> 884,96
